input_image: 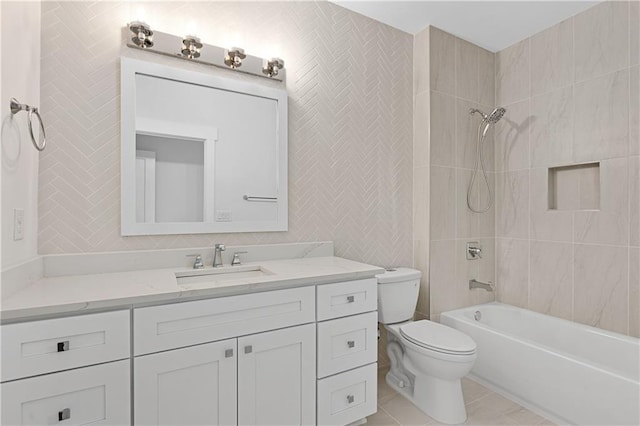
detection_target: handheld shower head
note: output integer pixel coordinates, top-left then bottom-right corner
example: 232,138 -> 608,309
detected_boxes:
486,107 -> 506,124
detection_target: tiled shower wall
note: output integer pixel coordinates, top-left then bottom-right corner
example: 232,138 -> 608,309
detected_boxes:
419,27 -> 497,321
494,1 -> 639,336
38,1 -> 413,268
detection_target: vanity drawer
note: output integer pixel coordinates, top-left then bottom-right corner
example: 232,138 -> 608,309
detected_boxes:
1,310 -> 130,382
317,312 -> 378,378
317,363 -> 377,426
1,359 -> 131,425
316,278 -> 377,321
134,286 -> 315,355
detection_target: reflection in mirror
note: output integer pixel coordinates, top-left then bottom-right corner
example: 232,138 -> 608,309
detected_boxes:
121,57 -> 287,236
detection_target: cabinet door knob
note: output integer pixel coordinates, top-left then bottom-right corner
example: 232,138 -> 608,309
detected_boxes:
244,345 -> 252,354
346,295 -> 355,303
225,349 -> 234,358
57,341 -> 69,352
346,395 -> 355,404
58,408 -> 71,421
347,340 -> 355,348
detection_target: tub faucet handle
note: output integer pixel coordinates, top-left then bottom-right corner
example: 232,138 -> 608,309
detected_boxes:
467,242 -> 482,260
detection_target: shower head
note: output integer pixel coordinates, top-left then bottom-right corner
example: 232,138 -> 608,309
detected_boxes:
469,107 -> 506,124
486,107 -> 506,124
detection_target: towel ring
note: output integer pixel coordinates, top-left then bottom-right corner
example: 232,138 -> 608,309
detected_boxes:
10,98 -> 46,151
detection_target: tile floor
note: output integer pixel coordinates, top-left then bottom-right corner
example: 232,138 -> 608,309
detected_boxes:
371,367 -> 555,426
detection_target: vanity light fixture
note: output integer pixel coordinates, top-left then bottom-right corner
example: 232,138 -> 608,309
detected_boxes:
181,36 -> 203,59
224,47 -> 246,69
124,24 -> 285,81
262,58 -> 285,78
129,21 -> 154,48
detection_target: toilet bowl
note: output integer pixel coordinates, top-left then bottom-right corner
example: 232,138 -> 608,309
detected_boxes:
376,268 -> 477,425
386,321 -> 476,424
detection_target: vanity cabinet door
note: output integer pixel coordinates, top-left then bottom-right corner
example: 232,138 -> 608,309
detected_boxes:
134,339 -> 237,426
237,324 -> 315,426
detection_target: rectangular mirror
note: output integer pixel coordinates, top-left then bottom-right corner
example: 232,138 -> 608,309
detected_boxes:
120,57 -> 287,235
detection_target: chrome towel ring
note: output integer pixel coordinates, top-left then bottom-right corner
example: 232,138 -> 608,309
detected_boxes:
10,98 -> 46,151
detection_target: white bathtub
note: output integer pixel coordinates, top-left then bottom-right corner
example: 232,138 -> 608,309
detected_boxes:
441,303 -> 640,425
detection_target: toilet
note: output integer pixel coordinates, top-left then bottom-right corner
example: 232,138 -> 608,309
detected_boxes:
377,268 -> 477,425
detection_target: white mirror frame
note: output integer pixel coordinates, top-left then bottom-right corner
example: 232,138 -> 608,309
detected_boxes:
120,57 -> 288,236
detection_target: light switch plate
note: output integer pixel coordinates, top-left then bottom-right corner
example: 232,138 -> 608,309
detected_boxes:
13,209 -> 24,241
215,210 -> 232,222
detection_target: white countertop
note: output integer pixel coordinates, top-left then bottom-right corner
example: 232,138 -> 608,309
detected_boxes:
1,256 -> 384,322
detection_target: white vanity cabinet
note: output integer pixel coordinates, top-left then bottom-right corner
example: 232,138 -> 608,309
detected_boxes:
0,311 -> 132,426
1,274 -> 379,426
316,279 -> 378,425
133,288 -> 317,426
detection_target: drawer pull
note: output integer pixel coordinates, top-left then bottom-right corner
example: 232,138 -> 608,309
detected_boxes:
244,345 -> 252,354
225,349 -> 234,358
57,341 -> 70,352
346,394 -> 355,404
346,295 -> 355,303
347,340 -> 355,348
58,408 -> 71,421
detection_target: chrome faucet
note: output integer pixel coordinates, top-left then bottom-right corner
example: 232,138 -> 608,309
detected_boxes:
469,279 -> 494,292
213,244 -> 226,268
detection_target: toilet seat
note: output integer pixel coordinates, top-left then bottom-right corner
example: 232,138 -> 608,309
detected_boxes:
400,320 -> 476,356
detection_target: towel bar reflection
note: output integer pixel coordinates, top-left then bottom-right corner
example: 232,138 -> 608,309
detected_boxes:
9,98 -> 46,151
243,195 -> 278,202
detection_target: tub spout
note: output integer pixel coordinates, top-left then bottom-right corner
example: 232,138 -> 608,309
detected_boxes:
469,279 -> 494,291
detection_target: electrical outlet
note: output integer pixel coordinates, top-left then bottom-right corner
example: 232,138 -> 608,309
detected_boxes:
215,210 -> 232,222
13,209 -> 24,241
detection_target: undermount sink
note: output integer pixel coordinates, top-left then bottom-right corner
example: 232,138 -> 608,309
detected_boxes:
175,265 -> 274,288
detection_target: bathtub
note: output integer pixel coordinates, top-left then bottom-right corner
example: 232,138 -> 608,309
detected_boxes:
441,303 -> 640,425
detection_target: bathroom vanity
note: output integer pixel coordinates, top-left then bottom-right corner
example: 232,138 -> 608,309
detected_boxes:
0,250 -> 382,426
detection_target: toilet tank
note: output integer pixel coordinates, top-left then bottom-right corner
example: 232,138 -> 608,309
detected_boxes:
376,267 -> 422,324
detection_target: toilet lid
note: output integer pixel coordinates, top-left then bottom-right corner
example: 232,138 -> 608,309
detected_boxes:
400,320 -> 476,354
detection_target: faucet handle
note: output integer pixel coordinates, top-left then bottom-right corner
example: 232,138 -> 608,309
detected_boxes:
231,251 -> 248,266
215,244 -> 226,251
186,254 -> 204,269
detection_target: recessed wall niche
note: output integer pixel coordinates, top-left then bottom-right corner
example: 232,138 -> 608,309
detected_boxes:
548,162 -> 600,211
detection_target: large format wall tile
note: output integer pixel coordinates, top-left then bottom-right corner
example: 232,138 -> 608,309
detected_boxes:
413,166 -> 430,242
530,87 -> 573,167
630,156 -> 639,247
429,239 -> 456,316
496,170 -> 529,238
630,247 -> 639,337
496,38 -> 530,106
529,241 -> 572,320
456,168 -> 477,238
530,167 -> 573,242
414,26 -> 430,95
430,166 -> 455,240
455,38 -> 479,102
574,244 -> 629,334
574,158 -> 629,245
430,26 -> 456,95
496,238 -> 529,309
478,48 -> 495,107
495,0 -> 635,338
574,0 -> 629,82
631,66 -> 639,156
430,91 -> 455,167
573,69 -> 629,162
530,18 -> 573,96
414,91 -> 430,168
494,99 -> 530,171
39,1 -> 414,268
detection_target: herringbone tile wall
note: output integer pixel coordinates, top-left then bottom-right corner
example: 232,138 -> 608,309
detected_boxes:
38,1 -> 413,267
